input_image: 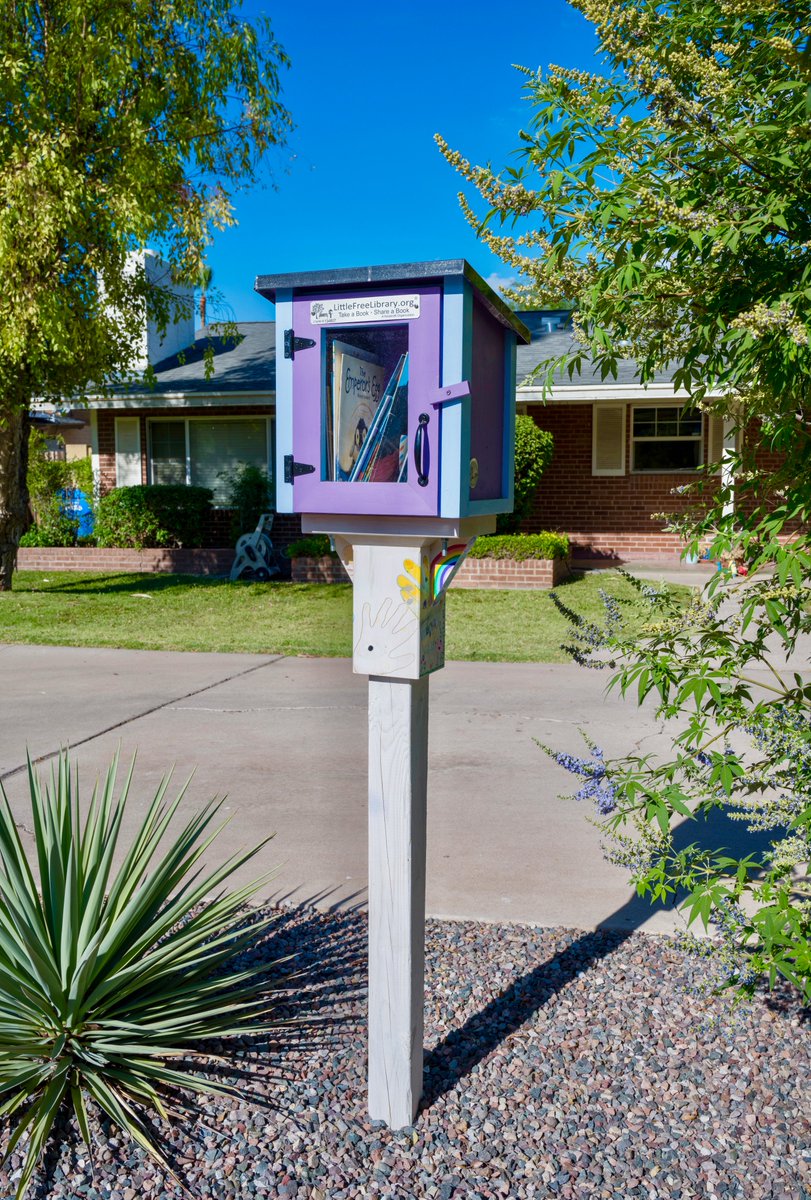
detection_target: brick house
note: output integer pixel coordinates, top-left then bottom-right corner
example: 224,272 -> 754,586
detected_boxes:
86,319 -> 300,551
516,312 -> 732,564
86,309 -> 734,561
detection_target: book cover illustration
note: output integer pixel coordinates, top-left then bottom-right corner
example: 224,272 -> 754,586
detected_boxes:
330,341 -> 387,481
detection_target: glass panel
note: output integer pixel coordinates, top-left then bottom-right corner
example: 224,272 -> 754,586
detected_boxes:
633,419 -> 656,437
678,411 -> 702,437
324,325 -> 409,482
150,421 -> 186,485
189,419 -> 267,504
655,408 -> 679,437
632,408 -> 656,437
634,440 -> 701,471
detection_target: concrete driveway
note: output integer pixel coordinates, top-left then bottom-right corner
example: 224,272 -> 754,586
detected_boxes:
0,641 -> 762,936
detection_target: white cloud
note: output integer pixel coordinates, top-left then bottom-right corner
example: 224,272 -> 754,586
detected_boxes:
484,273 -> 519,297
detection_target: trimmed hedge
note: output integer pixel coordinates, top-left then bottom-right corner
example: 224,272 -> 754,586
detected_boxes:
95,485 -> 212,549
286,532 -> 569,562
468,532 -> 569,561
284,535 -> 335,559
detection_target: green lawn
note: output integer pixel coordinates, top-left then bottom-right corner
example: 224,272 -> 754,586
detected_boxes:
0,571 -> 692,662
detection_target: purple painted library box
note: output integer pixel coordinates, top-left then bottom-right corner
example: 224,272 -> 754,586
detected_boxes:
255,260 -> 530,520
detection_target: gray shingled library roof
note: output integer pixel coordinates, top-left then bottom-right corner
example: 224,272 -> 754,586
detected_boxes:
137,313 -> 676,397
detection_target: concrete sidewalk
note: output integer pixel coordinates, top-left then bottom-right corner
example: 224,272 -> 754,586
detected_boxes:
0,643 -> 755,935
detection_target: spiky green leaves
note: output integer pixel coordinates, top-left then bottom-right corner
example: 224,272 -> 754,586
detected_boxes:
0,751 -> 287,1198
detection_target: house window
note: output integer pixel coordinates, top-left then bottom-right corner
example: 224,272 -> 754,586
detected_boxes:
149,421 -> 186,485
631,406 -> 702,472
147,417 -> 272,504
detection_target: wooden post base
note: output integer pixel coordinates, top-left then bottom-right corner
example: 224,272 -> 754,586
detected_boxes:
367,674 -> 429,1127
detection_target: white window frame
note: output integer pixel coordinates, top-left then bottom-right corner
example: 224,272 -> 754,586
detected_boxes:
146,415 -> 274,505
630,403 -> 703,474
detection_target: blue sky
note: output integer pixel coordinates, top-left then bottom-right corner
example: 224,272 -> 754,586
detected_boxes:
207,0 -> 600,322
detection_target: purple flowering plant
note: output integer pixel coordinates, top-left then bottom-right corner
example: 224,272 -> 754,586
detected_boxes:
547,546 -> 811,1005
437,0 -> 811,1005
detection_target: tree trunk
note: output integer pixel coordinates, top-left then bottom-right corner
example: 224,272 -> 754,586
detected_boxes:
0,402 -> 32,591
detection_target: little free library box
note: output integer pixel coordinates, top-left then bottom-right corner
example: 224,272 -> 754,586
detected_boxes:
255,261 -> 530,1128
256,259 -> 530,523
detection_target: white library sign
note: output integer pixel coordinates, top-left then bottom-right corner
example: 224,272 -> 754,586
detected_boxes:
310,295 -> 420,324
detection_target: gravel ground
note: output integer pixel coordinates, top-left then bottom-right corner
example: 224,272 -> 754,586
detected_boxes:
4,906 -> 809,1200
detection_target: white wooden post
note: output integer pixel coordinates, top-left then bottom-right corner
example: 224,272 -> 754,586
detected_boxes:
307,518 -> 491,1130
367,674 -> 428,1127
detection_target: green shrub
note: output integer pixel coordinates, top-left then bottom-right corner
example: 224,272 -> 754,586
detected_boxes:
469,532 -> 569,560
497,414 -> 554,533
26,429 -> 68,506
95,485 -> 212,549
67,453 -> 94,498
0,751 -> 286,1199
27,431 -> 94,503
221,463 -> 275,540
26,432 -> 78,545
23,432 -> 96,546
284,534 -> 334,559
19,503 -> 78,548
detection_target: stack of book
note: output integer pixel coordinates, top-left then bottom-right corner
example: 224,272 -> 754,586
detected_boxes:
349,353 -> 409,484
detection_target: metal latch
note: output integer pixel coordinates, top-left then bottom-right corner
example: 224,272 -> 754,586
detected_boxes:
284,329 -> 316,359
283,454 -> 316,484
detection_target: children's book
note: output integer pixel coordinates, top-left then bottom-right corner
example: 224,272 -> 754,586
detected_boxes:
330,341 -> 386,481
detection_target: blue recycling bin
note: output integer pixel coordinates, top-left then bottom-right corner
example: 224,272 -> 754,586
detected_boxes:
58,488 -> 94,538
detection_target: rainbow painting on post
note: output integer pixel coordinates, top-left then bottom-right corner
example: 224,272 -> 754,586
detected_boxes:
430,543 -> 470,601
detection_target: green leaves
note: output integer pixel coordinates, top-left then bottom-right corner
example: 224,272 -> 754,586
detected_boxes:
0,0 -> 291,585
439,0 -> 811,429
0,751 -> 288,1198
550,548 -> 811,1005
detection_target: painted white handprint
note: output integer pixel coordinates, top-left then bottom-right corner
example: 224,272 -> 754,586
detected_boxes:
353,596 -> 417,675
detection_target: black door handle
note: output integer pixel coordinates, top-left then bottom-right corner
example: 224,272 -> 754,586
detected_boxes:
414,413 -> 430,487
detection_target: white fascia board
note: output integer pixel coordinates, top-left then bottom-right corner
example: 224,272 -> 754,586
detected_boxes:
518,382 -> 722,404
85,390 -> 275,409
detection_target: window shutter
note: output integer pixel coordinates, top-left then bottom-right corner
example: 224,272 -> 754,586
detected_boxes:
707,414 -> 723,473
115,417 -> 141,486
592,404 -> 626,476
707,415 -> 739,474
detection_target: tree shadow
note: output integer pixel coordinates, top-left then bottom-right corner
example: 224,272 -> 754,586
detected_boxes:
29,573 -> 229,596
421,804 -> 778,1109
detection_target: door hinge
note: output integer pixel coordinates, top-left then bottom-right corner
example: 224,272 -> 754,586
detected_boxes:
284,328 -> 316,359
284,454 -> 316,484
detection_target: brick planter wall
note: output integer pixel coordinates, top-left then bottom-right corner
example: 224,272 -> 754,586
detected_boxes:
290,554 -> 569,589
453,556 -> 570,589
20,548 -> 569,589
291,556 -> 350,583
16,547 -> 234,575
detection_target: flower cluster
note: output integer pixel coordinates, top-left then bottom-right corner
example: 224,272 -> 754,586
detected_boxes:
547,742 -> 618,815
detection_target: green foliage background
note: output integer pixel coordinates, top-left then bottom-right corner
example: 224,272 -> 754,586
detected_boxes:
498,414 -> 554,533
94,485 -> 213,549
20,430 -> 95,548
0,0 -> 291,586
440,0 -> 811,1001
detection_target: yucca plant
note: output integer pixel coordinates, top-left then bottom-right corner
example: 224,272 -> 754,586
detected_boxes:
0,751 -> 286,1198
